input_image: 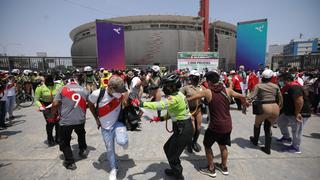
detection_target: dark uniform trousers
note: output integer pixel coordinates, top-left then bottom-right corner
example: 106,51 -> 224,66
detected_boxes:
164,118 -> 193,176
59,123 -> 87,165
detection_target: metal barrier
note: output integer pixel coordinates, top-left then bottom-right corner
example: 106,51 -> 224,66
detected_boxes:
0,56 -> 97,72
271,54 -> 320,71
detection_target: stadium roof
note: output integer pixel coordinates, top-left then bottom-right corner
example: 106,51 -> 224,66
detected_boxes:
70,15 -> 204,39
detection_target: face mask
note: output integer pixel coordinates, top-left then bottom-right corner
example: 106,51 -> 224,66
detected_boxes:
278,81 -> 285,88
112,92 -> 122,99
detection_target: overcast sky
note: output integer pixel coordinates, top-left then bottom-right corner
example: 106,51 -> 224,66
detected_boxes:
0,0 -> 319,56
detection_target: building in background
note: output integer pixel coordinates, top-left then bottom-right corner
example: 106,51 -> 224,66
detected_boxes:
36,52 -> 47,57
266,44 -> 284,66
209,21 -> 237,71
283,38 -> 319,56
70,15 -> 204,69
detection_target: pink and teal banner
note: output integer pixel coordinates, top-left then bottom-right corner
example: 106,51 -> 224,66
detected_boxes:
96,21 -> 125,70
236,19 -> 268,71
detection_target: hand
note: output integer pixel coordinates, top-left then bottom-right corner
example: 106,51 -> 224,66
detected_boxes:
150,117 -> 161,123
295,113 -> 303,123
39,106 -> 46,111
131,98 -> 141,107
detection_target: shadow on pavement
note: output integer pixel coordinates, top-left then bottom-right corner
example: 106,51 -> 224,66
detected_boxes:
0,163 -> 12,168
127,161 -> 174,180
303,133 -> 320,139
7,120 -> 26,127
93,153 -> 136,179
231,137 -> 257,149
0,130 -> 22,137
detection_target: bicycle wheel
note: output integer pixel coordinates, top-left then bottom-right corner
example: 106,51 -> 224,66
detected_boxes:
16,93 -> 34,108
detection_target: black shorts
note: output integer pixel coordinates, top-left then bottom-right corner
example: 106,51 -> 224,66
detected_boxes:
203,129 -> 231,147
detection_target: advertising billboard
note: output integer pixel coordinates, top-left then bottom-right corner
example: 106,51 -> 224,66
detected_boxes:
96,21 -> 125,70
177,52 -> 219,73
236,19 -> 268,70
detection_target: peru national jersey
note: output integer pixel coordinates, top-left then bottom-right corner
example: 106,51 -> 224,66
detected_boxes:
88,88 -> 122,130
54,83 -> 89,126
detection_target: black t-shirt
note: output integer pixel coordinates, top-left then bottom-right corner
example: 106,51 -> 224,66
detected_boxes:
281,85 -> 311,116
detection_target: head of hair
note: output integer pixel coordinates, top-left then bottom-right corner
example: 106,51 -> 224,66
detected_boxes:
205,71 -> 220,84
279,72 -> 294,82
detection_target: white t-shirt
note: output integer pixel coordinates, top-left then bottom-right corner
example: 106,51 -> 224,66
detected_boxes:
130,77 -> 141,95
89,88 -> 121,130
6,83 -> 16,97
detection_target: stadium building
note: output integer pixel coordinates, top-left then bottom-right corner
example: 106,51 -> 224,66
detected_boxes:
70,15 -> 205,69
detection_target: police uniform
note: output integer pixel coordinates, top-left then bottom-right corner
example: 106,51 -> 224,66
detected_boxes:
142,91 -> 193,179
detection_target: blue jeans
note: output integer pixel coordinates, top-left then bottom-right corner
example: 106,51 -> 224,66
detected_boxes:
278,114 -> 309,149
100,121 -> 128,170
6,96 -> 15,118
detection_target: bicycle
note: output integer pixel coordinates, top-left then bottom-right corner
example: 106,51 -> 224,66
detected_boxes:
16,84 -> 34,108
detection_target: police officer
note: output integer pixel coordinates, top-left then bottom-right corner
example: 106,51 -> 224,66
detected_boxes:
84,66 -> 98,93
35,75 -> 63,146
180,70 -> 203,153
134,73 -> 193,180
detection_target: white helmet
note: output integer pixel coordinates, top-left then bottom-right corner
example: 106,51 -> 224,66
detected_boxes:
151,65 -> 160,72
262,69 -> 274,79
23,69 -> 31,75
84,66 -> 93,72
189,70 -> 200,76
12,69 -> 20,74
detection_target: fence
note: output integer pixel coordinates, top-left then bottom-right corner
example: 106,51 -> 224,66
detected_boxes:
0,56 -> 97,72
271,54 -> 320,71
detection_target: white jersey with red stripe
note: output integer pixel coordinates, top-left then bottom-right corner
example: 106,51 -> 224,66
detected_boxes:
89,88 -> 122,130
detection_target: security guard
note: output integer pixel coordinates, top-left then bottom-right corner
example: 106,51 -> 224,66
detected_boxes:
35,75 -> 63,146
133,73 -> 193,180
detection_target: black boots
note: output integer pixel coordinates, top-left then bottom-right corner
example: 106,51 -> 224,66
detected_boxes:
250,125 -> 261,146
261,121 -> 272,155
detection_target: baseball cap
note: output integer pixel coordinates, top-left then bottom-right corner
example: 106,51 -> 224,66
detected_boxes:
262,69 -> 274,79
230,70 -> 236,75
108,77 -> 127,93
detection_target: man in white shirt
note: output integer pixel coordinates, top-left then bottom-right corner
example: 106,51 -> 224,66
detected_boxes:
6,75 -> 16,121
88,77 -> 128,180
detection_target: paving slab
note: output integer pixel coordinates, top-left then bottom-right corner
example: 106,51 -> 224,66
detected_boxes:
0,104 -> 320,180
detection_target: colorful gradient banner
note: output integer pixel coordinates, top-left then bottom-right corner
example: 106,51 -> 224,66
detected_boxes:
96,21 -> 125,70
236,19 -> 268,71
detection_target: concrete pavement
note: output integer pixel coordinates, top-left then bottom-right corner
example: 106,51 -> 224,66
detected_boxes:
0,105 -> 320,180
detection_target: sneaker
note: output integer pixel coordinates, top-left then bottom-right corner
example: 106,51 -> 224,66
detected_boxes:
276,136 -> 292,143
79,149 -> 88,159
192,142 -> 201,152
48,139 -> 55,147
199,167 -> 216,178
164,169 -> 174,176
215,163 -> 229,175
164,169 -> 184,180
109,168 -> 118,180
283,145 -> 301,154
63,161 -> 77,170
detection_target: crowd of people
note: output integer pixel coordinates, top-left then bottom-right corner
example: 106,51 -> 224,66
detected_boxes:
0,64 -> 320,180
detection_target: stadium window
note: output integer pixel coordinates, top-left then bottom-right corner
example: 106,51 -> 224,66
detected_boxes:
150,24 -> 159,28
169,24 -> 177,29
125,26 -> 132,30
178,25 -> 186,29
160,24 -> 169,28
